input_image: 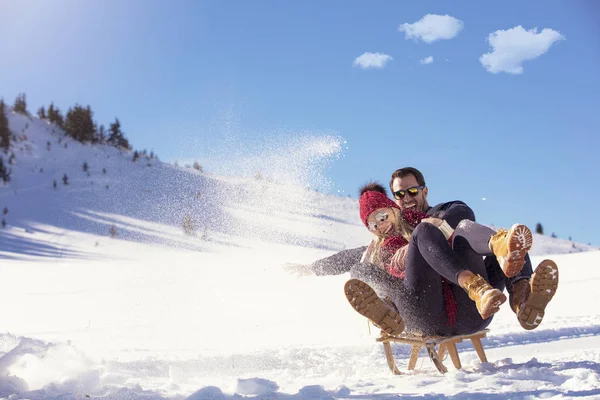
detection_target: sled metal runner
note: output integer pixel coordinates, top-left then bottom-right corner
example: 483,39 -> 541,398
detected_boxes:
377,329 -> 490,374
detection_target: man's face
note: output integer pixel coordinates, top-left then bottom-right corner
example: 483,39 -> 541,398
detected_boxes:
391,174 -> 428,211
366,207 -> 396,237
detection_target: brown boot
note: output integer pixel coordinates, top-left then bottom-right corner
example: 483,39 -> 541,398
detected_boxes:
462,274 -> 507,319
344,279 -> 405,336
513,260 -> 559,330
489,224 -> 533,278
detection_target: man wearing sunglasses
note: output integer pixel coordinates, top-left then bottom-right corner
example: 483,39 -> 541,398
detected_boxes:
388,167 -> 558,331
294,167 -> 556,331
389,167 -> 472,232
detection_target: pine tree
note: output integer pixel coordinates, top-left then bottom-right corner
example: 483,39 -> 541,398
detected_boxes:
64,104 -> 95,142
107,118 -> 121,146
47,103 -> 55,121
92,122 -> 99,143
13,93 -> 27,114
0,157 -> 11,183
182,215 -> 196,236
535,223 -> 544,235
47,102 -> 64,127
0,100 -> 10,152
98,124 -> 106,142
107,118 -> 131,150
37,106 -> 46,119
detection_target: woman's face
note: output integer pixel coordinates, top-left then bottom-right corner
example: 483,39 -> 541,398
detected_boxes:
366,207 -> 397,237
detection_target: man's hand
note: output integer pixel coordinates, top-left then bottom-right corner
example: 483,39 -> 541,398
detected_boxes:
422,217 -> 454,240
422,217 -> 444,227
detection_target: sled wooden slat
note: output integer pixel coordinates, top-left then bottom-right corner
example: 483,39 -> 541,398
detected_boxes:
471,336 -> 488,363
445,341 -> 461,369
437,343 -> 447,360
382,341 -> 403,375
407,344 -> 422,371
377,329 -> 490,374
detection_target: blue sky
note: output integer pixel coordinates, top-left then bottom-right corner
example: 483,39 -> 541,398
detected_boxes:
1,0 -> 599,245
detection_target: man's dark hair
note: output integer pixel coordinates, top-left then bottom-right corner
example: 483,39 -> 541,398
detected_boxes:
359,181 -> 387,197
389,167 -> 426,192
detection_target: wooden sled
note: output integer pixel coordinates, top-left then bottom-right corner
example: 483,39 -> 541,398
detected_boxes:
376,329 -> 490,374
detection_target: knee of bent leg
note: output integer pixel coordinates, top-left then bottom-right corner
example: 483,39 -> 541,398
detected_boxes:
456,219 -> 475,231
349,262 -> 376,280
410,221 -> 439,244
413,221 -> 438,237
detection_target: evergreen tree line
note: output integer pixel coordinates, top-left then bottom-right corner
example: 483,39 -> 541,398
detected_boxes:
0,99 -> 13,182
8,92 -> 131,151
0,99 -> 10,183
0,156 -> 10,183
0,99 -> 10,152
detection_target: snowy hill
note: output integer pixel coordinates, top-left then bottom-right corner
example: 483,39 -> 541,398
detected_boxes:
2,109 -> 595,259
1,108 -> 366,259
1,109 -> 600,399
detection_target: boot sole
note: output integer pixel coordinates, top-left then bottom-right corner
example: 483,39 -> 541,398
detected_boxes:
499,224 -> 533,278
344,279 -> 405,336
518,259 -> 559,330
479,288 -> 507,319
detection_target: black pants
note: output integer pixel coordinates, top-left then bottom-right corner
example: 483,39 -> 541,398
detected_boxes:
350,223 -> 491,337
453,220 -> 533,293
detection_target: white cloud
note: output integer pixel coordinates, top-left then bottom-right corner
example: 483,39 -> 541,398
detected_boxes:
353,52 -> 393,69
479,26 -> 565,74
398,14 -> 464,43
420,56 -> 434,65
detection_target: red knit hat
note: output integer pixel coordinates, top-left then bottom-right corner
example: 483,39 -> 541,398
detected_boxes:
359,191 -> 400,227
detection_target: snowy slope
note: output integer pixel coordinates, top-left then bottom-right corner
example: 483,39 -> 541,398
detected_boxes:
1,109 -> 596,259
1,109 -> 364,258
1,110 -> 600,399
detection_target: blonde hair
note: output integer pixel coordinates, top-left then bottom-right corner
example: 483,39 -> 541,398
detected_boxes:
363,208 -> 415,266
390,207 -> 416,242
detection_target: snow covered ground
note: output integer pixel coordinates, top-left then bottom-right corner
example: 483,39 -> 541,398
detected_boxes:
1,110 -> 600,399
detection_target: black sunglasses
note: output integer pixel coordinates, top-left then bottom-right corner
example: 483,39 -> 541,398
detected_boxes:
393,185 -> 425,200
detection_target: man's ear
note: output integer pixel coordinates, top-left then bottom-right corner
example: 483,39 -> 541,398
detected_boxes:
423,186 -> 428,198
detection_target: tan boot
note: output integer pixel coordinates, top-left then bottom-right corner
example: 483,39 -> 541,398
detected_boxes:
462,274 -> 507,319
344,279 -> 405,336
514,260 -> 559,330
489,224 -> 533,278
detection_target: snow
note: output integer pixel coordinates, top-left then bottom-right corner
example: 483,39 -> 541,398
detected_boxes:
1,109 -> 600,399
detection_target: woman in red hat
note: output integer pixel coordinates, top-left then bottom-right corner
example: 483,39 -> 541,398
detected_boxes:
344,182 -> 508,337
